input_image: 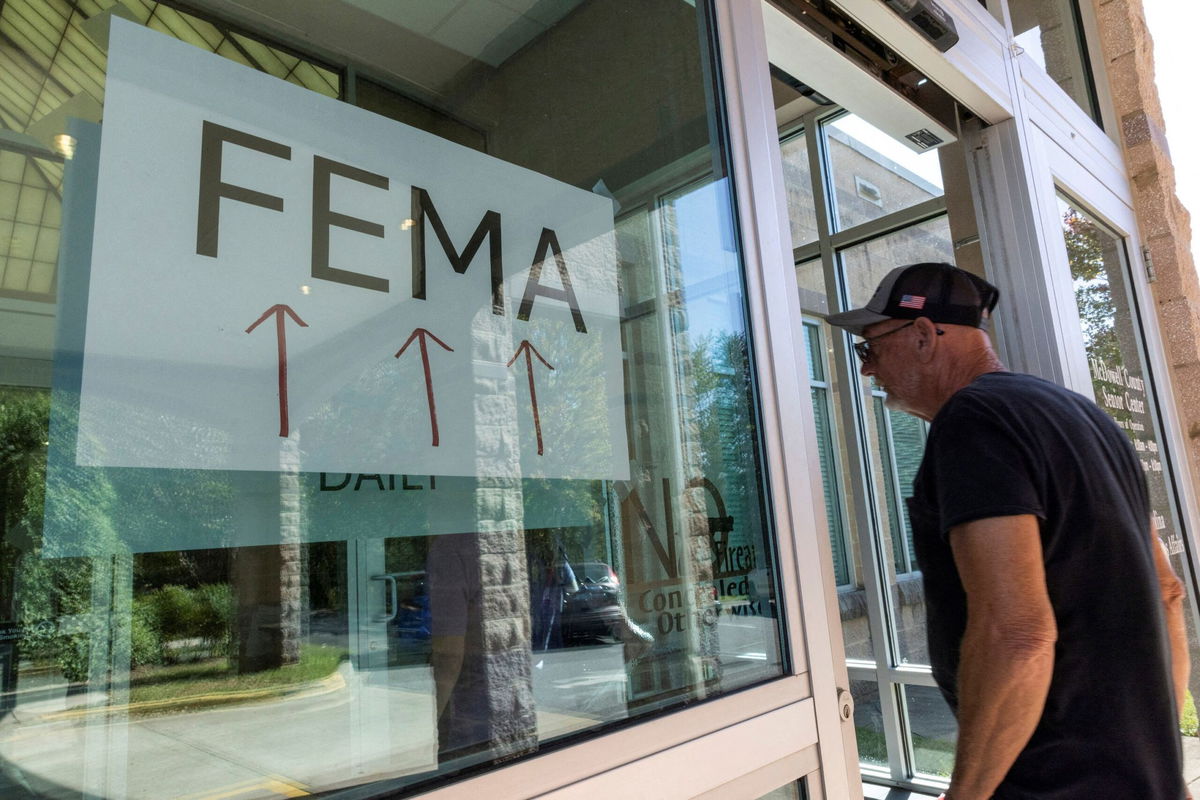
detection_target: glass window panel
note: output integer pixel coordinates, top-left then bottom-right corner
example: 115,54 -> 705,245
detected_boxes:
851,677 -> 888,768
0,1 -> 787,797
289,60 -> 341,99
10,222 -> 38,259
871,402 -> 926,584
839,220 -> 951,671
32,229 -> 57,263
15,186 -> 45,224
840,215 -> 955,308
873,395 -> 906,574
904,684 -> 957,779
40,194 -> 60,227
232,31 -> 296,78
796,256 -> 828,316
1058,193 -> 1200,731
1010,0 -> 1099,123
0,182 -> 18,210
825,114 -> 944,231
215,38 -> 254,68
1,150 -> 24,180
862,392 -> 927,667
0,3 -> 340,308
28,260 -> 54,293
804,318 -> 824,383
812,387 -> 849,588
755,779 -> 808,799
800,318 -> 873,661
806,324 -> 848,589
2,257 -> 31,289
888,407 -> 926,572
157,7 -> 222,51
780,131 -> 819,250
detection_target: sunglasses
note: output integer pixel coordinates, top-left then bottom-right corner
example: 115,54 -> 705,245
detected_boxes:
853,321 -> 916,363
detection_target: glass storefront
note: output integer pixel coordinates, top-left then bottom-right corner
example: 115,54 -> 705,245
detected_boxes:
1057,192 -> 1200,739
3,0 -> 1197,797
0,1 -> 788,797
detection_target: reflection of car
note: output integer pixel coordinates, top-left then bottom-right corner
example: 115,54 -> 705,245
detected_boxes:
560,563 -> 624,645
386,561 -> 653,659
575,562 -> 620,590
560,563 -> 654,659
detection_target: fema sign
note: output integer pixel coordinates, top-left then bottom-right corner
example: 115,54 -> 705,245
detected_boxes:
77,19 -> 627,481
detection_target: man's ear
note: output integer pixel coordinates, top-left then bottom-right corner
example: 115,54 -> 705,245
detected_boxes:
913,317 -> 940,363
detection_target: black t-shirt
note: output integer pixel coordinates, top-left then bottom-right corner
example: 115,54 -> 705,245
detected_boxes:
907,372 -> 1184,799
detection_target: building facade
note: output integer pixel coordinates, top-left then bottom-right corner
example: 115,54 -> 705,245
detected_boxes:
0,0 -> 1196,798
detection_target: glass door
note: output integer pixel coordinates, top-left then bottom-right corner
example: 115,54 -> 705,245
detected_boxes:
775,75 -> 963,786
1055,193 -> 1200,746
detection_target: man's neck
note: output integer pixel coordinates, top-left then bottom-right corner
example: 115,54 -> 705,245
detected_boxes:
923,351 -> 1007,420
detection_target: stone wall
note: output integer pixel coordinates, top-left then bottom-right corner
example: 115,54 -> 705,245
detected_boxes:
1093,0 -> 1200,484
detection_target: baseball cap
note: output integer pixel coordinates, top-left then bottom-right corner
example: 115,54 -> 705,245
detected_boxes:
826,262 -> 999,336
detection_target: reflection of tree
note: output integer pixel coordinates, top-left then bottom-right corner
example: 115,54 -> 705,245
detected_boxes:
687,330 -> 763,554
1,388 -> 113,682
1064,209 -> 1118,364
689,331 -> 753,488
1,389 -> 51,565
0,385 -> 311,684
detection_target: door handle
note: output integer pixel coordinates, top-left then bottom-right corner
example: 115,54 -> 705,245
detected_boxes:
371,574 -> 398,623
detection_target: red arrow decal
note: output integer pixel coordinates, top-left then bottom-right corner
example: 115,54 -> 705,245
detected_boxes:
246,304 -> 308,437
396,328 -> 454,447
506,340 -> 554,455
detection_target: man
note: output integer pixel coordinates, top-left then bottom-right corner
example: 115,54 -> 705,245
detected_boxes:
827,262 -> 1190,799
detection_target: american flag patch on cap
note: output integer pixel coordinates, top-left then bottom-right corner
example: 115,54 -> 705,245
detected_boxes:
898,294 -> 926,309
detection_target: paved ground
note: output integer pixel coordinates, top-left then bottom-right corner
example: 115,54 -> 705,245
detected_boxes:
0,643 -> 646,799
1185,735 -> 1200,796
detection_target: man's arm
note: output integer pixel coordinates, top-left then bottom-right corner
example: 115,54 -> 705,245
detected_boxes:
945,514 -> 1057,800
1150,523 -> 1190,716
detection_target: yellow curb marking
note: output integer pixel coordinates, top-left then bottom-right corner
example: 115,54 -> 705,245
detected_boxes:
176,774 -> 311,800
38,670 -> 345,722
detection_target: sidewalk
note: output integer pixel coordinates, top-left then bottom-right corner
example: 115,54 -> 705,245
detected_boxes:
1185,736 -> 1200,796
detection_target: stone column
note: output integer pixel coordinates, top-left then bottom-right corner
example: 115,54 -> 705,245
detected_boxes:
1093,0 -> 1200,480
1093,0 -> 1200,701
470,322 -> 536,759
232,435 -> 302,672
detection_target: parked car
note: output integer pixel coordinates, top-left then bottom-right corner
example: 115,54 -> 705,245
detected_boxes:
559,562 -> 624,645
388,560 -> 653,660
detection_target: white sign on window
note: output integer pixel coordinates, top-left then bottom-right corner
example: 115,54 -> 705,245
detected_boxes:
77,20 -> 627,481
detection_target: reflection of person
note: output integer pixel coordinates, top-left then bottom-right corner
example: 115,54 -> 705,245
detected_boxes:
427,533 -> 488,760
828,262 -> 1189,799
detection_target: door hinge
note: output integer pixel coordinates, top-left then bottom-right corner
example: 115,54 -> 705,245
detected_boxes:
1142,245 -> 1157,283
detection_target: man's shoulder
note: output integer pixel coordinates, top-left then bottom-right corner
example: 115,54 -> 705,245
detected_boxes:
936,371 -> 1037,416
933,372 -> 1101,436
948,371 -> 1080,410
940,371 -> 1129,452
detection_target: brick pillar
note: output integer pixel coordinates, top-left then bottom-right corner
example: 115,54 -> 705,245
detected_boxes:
278,433 -> 302,665
232,437 -> 303,672
470,322 -> 536,759
1093,0 -> 1200,705
1093,0 -> 1200,481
